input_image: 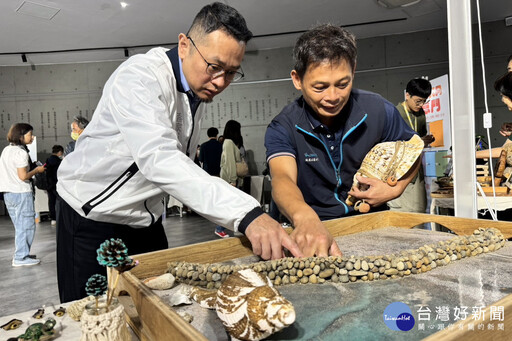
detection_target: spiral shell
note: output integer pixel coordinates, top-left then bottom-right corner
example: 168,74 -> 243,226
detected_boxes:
191,269 -> 295,341
346,134 -> 423,209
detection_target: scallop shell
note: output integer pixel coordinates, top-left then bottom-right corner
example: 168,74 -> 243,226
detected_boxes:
190,269 -> 295,341
346,134 -> 423,210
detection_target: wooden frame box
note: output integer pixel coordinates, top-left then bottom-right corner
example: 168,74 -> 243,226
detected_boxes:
112,211 -> 512,341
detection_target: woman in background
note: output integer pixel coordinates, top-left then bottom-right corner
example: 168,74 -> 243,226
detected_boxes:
0,123 -> 46,267
215,120 -> 245,238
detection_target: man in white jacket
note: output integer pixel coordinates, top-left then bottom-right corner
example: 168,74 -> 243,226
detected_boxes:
56,2 -> 302,302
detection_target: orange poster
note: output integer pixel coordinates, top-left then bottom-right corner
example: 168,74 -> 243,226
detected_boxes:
429,120 -> 444,147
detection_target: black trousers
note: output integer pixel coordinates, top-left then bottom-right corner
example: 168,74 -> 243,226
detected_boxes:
56,198 -> 168,303
47,188 -> 58,220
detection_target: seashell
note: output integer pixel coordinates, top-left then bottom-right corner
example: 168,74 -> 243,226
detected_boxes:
169,285 -> 193,306
178,312 -> 194,323
143,273 -> 175,290
346,135 -> 423,211
32,308 -> 45,319
1,318 -> 23,331
53,306 -> 66,317
191,269 -> 295,341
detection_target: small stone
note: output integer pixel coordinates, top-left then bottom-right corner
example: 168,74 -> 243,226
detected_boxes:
309,274 -> 318,284
143,273 -> 176,290
319,269 -> 335,278
361,261 -> 369,271
384,269 -> 398,276
354,259 -> 361,270
349,270 -> 368,277
340,275 -> 349,283
313,265 -> 321,275
397,262 -> 405,271
303,268 -> 313,276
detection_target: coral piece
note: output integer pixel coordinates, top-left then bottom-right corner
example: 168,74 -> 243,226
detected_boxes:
190,269 -> 295,341
143,273 -> 175,290
346,134 -> 424,211
67,296 -> 95,321
85,274 -> 108,297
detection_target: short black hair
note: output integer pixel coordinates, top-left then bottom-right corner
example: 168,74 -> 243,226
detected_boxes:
207,127 -> 219,138
508,55 -> 512,64
495,72 -> 512,100
52,145 -> 64,154
7,123 -> 33,145
406,78 -> 432,99
293,24 -> 357,79
188,2 -> 253,43
73,116 -> 89,130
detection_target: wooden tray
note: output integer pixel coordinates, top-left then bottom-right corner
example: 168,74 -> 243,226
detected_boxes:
112,211 -> 512,341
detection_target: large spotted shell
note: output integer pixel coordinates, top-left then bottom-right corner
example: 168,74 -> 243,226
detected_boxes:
346,134 -> 424,209
190,269 -> 295,341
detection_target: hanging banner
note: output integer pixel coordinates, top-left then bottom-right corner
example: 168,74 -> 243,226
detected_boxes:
424,74 -> 451,150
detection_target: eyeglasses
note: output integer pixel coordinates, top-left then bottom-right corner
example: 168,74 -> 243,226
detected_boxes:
187,37 -> 244,82
413,98 -> 429,106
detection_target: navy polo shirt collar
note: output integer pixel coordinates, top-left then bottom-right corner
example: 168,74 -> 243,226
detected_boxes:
300,94 -> 366,136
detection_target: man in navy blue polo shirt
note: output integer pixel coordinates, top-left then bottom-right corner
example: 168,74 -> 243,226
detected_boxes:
265,24 -> 419,258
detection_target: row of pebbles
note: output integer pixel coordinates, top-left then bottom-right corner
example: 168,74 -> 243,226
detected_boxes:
167,228 -> 506,289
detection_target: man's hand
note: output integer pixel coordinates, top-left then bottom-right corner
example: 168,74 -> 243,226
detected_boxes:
245,213 -> 303,260
291,219 -> 342,258
500,123 -> 512,137
421,134 -> 435,146
348,176 -> 401,207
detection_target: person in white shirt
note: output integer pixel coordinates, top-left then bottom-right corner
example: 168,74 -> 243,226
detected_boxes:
0,123 -> 46,267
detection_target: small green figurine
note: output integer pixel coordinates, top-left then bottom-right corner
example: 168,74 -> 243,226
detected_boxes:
17,318 -> 56,341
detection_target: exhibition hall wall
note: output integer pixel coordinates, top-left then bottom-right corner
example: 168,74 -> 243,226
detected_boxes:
0,20 -> 510,174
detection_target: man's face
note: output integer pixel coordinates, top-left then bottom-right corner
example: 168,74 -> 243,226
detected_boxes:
507,60 -> 512,72
291,59 -> 354,126
179,30 -> 246,103
405,93 -> 428,113
71,122 -> 83,135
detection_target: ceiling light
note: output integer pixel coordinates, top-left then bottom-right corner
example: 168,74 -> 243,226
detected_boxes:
120,2 -> 128,8
21,54 -> 27,63
377,0 -> 421,9
124,48 -> 129,57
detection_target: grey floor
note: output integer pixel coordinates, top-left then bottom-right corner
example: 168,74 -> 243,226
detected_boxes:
0,209 -> 229,317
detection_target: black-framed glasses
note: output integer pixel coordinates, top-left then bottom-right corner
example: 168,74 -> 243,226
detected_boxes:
413,97 -> 429,106
187,36 -> 244,82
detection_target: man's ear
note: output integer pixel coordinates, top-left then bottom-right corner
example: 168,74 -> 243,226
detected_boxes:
291,70 -> 302,91
178,33 -> 190,59
405,92 -> 411,100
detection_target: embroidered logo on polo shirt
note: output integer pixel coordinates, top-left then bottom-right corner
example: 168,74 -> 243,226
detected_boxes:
304,153 -> 319,162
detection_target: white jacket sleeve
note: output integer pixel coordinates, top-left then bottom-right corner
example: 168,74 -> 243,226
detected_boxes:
107,61 -> 259,231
